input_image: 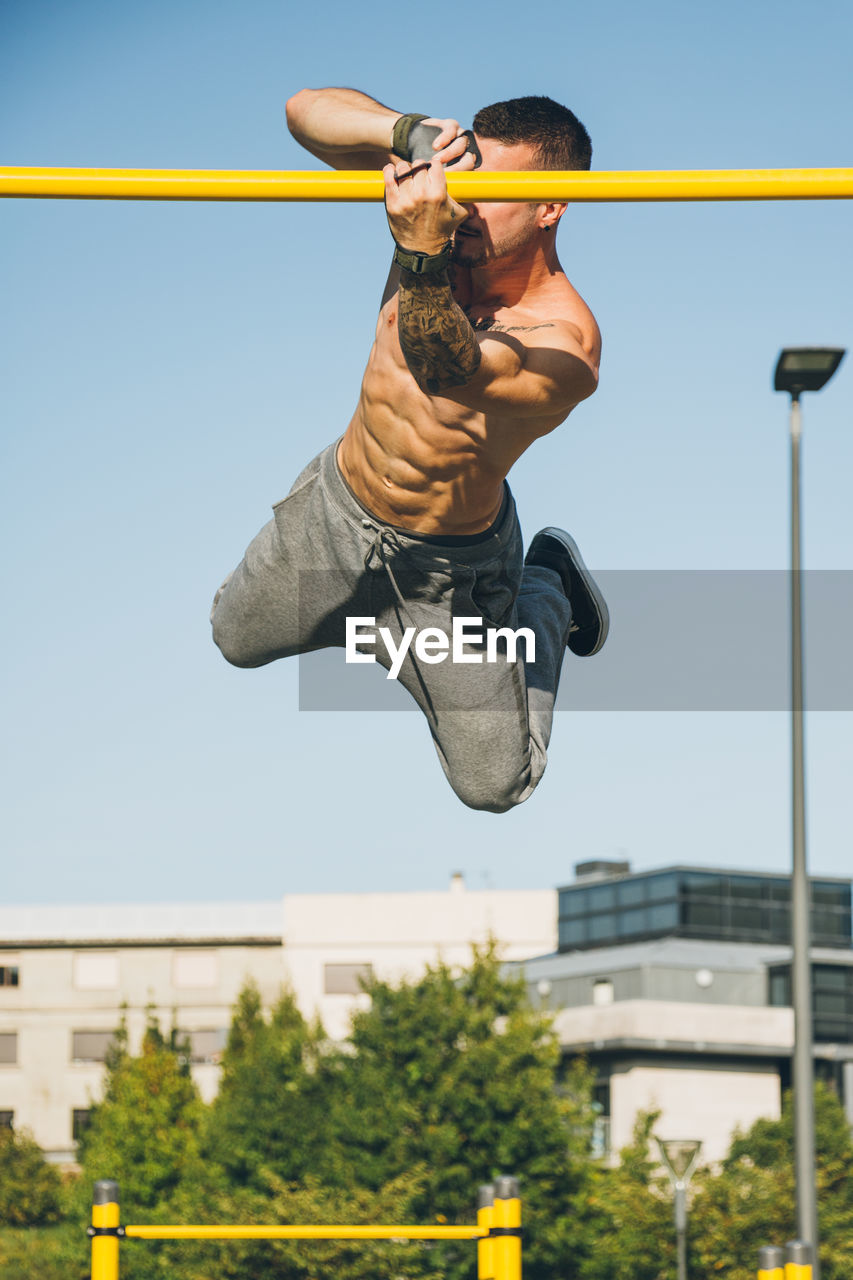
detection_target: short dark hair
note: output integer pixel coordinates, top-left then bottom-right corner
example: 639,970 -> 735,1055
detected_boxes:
472,95 -> 592,171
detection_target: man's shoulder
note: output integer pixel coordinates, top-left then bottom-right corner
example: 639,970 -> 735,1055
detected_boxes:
471,302 -> 600,370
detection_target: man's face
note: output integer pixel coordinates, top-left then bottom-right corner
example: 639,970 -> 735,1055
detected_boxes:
451,136 -> 542,268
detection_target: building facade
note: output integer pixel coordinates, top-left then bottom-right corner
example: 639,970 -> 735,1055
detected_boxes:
511,862 -> 853,1164
3,862 -> 852,1170
0,877 -> 556,1162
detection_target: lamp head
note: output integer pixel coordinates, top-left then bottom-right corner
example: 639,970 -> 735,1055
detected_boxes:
774,347 -> 845,401
656,1137 -> 702,1183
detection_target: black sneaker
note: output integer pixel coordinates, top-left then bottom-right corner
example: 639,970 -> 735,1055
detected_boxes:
524,527 -> 609,656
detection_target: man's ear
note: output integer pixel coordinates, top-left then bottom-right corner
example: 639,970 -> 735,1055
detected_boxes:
539,201 -> 568,231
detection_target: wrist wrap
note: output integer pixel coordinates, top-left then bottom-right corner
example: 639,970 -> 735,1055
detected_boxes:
392,115 -> 483,168
393,242 -> 452,276
392,113 -> 429,159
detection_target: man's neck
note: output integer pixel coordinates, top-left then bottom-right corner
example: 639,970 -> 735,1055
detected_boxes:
467,242 -> 563,311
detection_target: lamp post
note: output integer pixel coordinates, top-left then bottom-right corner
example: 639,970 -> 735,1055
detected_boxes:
773,346 -> 846,1277
656,1138 -> 702,1280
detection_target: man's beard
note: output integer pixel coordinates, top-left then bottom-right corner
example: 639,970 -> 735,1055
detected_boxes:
451,235 -> 488,268
451,213 -> 539,268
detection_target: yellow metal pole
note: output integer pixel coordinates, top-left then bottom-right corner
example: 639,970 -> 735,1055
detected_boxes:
758,1244 -> 786,1279
90,1180 -> 121,1280
492,1176 -> 522,1280
785,1240 -> 814,1280
477,1183 -> 495,1280
1,166 -> 852,203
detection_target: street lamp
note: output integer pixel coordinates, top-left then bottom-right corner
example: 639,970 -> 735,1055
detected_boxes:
773,345 -> 846,1277
656,1138 -> 702,1280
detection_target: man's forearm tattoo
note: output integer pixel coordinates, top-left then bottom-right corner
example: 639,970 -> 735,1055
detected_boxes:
397,268 -> 482,395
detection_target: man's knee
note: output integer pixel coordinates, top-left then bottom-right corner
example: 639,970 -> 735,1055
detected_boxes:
211,622 -> 265,669
210,598 -> 271,670
450,761 -> 538,814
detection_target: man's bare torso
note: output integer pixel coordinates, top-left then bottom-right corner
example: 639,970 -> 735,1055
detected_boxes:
338,263 -> 600,535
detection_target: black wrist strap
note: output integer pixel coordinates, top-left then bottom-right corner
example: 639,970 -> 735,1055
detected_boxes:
393,242 -> 452,276
392,114 -> 429,159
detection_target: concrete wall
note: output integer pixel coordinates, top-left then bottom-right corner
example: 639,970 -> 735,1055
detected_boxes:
283,883 -> 557,1040
552,999 -> 794,1051
609,1059 -> 782,1164
0,942 -> 287,1159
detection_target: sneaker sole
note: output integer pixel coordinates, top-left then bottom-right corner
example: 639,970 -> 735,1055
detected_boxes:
536,526 -> 610,656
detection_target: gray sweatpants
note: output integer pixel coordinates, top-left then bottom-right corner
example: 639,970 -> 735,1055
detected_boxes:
211,441 -> 572,813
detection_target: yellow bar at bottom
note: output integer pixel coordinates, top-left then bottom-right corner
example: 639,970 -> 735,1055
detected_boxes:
785,1266 -> 813,1280
123,1223 -> 485,1240
1,166 -> 852,203
758,1269 -> 784,1279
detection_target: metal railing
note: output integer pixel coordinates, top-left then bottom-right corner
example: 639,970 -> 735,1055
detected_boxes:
89,1175 -> 522,1280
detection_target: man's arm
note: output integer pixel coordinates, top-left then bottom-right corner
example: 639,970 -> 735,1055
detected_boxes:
386,159 -> 598,416
397,269 -> 597,415
286,87 -> 401,169
285,87 -> 475,171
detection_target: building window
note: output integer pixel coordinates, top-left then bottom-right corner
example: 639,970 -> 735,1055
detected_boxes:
768,963 -> 853,1043
591,1114 -> 611,1159
73,952 -> 119,990
173,950 -> 219,989
588,914 -> 617,943
181,1028 -> 228,1064
71,1031 -> 117,1063
0,1111 -> 13,1129
559,868 -> 852,952
0,966 -> 19,988
323,963 -> 373,995
72,1109 -> 92,1142
647,902 -> 679,931
559,918 -> 587,948
618,908 -> 646,937
0,1034 -> 17,1065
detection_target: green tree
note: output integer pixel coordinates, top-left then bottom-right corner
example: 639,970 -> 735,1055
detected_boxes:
573,1110 -> 673,1280
75,1015 -> 207,1215
0,1125 -> 64,1225
690,1082 -> 853,1280
204,982 -> 332,1190
326,945 -> 598,1280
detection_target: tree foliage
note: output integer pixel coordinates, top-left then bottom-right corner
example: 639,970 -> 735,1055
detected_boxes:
572,1110 -> 674,1280
690,1082 -> 853,1280
8,951 -> 853,1280
323,945 -> 597,1280
203,982 -> 332,1189
0,1125 -> 64,1226
75,1015 -> 207,1216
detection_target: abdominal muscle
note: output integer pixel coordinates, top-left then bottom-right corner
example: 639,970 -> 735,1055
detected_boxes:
337,298 -> 556,536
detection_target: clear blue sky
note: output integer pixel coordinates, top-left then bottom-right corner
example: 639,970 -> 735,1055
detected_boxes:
2,0 -> 851,904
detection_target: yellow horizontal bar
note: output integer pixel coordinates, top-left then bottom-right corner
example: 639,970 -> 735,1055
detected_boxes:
123,1223 -> 486,1241
1,167 -> 852,203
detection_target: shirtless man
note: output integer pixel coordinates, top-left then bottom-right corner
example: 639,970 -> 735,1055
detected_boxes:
211,88 -> 608,813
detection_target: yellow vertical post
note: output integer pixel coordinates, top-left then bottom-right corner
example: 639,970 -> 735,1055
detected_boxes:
492,1176 -> 521,1280
758,1245 -> 786,1279
477,1183 -> 495,1280
784,1240 -> 813,1280
90,1179 -> 121,1280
